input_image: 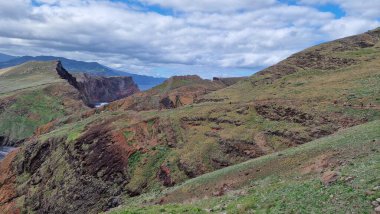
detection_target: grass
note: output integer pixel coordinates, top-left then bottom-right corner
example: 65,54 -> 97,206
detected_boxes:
128,151 -> 142,172
0,61 -> 88,143
0,89 -> 66,140
111,204 -> 206,214
222,143 -> 380,214
4,30 -> 380,213
176,120 -> 379,189
126,145 -> 172,193
0,61 -> 64,95
109,120 -> 380,213
124,131 -> 134,139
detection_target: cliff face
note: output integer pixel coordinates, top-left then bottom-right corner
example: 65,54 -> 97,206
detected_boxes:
0,61 -> 139,147
55,62 -> 139,107
73,73 -> 139,107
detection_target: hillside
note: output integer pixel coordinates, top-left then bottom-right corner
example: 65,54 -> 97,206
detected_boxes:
0,28 -> 379,213
106,75 -> 240,111
0,61 -> 88,146
0,55 -> 166,90
0,53 -> 16,63
110,120 -> 380,213
0,61 -> 139,146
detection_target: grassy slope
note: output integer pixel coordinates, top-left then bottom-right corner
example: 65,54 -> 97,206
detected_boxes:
0,61 -> 87,144
203,34 -> 380,113
29,28 -> 380,196
108,75 -> 227,111
102,29 -> 380,212
0,88 -> 66,140
3,29 -> 379,213
110,120 -> 380,213
0,61 -> 63,95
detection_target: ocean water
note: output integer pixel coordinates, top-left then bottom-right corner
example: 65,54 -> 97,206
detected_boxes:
0,146 -> 15,160
95,102 -> 109,108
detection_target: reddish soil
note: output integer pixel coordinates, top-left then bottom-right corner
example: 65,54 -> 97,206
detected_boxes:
0,149 -> 21,214
300,153 -> 337,174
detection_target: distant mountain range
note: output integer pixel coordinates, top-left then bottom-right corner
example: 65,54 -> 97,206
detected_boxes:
0,53 -> 16,63
0,54 -> 166,90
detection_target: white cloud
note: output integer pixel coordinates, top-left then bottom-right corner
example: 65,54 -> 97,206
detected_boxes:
300,0 -> 380,39
139,0 -> 277,12
321,17 -> 380,39
34,0 -> 89,6
300,0 -> 380,19
0,0 -> 30,19
0,0 -> 378,78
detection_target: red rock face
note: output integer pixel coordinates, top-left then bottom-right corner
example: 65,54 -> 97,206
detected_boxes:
0,149 -> 21,214
158,164 -> 174,187
1,120 -> 138,213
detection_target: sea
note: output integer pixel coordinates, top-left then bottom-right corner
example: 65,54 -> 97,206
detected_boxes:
95,102 -> 109,108
0,146 -> 15,160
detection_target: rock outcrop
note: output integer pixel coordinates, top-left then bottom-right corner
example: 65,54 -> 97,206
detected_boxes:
73,73 -> 139,107
56,62 -> 139,107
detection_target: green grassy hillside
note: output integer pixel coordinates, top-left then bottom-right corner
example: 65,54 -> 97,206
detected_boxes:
0,61 -> 64,95
0,61 -> 88,145
110,120 -> 380,213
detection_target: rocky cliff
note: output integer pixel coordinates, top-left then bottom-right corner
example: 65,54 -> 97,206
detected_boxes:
56,62 -> 139,107
73,73 -> 140,107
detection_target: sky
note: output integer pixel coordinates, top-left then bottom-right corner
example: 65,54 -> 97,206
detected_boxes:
0,0 -> 379,78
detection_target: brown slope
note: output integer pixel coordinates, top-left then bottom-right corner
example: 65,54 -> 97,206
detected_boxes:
106,75 -> 235,111
250,27 -> 380,86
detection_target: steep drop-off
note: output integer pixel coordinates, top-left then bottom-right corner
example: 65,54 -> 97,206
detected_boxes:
74,73 -> 139,107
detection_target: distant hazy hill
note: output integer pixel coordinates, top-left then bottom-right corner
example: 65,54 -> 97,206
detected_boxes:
0,53 -> 16,62
0,55 -> 166,90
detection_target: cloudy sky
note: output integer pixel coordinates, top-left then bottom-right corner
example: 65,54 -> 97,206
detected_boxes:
0,0 -> 379,78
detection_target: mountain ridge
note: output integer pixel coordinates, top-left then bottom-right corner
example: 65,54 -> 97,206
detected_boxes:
0,55 -> 166,90
0,53 -> 16,63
